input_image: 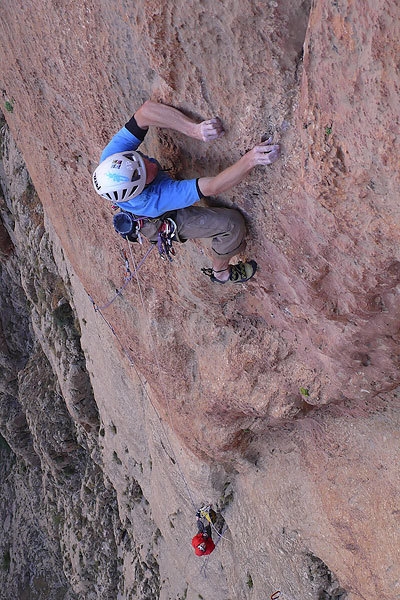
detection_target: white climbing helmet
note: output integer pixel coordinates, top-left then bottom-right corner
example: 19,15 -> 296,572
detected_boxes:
92,151 -> 146,203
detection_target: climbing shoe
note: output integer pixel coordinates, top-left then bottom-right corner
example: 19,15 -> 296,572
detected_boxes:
201,260 -> 257,284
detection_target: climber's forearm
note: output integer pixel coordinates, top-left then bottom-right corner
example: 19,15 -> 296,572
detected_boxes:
135,100 -> 200,139
198,154 -> 253,197
134,100 -> 224,142
198,140 -> 280,197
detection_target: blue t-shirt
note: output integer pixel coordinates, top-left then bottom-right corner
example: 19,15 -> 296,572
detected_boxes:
100,127 -> 201,218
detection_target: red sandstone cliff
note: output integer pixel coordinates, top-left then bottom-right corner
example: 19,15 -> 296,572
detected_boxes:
0,1 -> 399,599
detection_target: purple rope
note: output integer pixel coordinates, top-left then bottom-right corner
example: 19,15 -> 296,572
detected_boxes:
90,245 -> 155,311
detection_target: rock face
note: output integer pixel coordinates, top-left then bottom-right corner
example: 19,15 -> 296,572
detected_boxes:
0,121 -> 160,599
0,1 -> 399,599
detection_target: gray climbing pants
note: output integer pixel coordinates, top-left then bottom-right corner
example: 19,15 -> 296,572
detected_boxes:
140,206 -> 246,259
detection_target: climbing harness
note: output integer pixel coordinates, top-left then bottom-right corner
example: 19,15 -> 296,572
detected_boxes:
198,504 -> 214,523
113,209 -> 178,261
197,504 -> 231,542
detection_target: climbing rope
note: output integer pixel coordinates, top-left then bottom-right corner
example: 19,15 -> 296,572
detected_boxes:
87,239 -> 198,512
88,244 -> 155,312
126,239 -> 198,511
199,522 -> 229,578
88,238 -> 231,573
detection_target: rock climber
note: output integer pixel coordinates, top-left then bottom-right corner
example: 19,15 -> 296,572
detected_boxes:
92,99 -> 280,283
191,506 -> 216,557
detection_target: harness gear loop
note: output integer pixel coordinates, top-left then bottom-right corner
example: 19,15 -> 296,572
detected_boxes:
113,210 -> 178,261
157,217 -> 177,262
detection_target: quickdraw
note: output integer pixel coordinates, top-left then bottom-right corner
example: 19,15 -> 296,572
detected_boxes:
157,217 -> 177,262
89,244 -> 155,312
113,210 -> 177,262
121,250 -> 131,280
133,219 -> 144,245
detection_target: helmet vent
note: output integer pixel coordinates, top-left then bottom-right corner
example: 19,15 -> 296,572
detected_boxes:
93,151 -> 146,201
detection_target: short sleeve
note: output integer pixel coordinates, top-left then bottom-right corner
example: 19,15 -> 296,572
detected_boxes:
116,174 -> 202,218
100,127 -> 143,162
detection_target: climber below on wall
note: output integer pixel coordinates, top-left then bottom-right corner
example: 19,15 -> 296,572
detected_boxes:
92,99 -> 280,284
191,505 -> 217,557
